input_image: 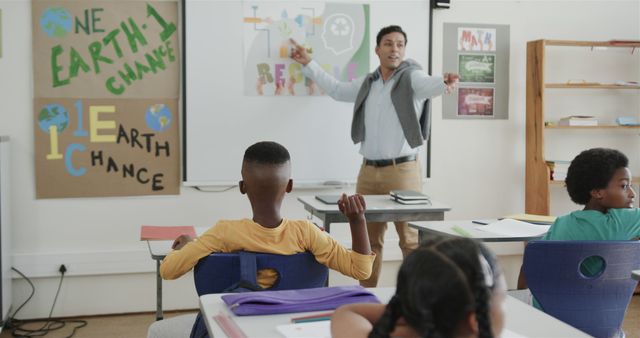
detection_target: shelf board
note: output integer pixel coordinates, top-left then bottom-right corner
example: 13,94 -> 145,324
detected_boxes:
543,40 -> 640,48
545,125 -> 640,129
545,84 -> 640,89
550,177 -> 640,185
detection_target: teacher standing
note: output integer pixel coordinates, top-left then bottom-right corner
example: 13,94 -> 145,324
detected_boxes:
291,25 -> 458,287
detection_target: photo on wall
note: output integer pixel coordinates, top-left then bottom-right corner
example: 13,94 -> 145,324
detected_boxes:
457,88 -> 494,116
443,23 -> 509,120
458,54 -> 495,83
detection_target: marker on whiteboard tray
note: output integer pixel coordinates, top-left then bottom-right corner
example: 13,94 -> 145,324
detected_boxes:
323,180 -> 344,186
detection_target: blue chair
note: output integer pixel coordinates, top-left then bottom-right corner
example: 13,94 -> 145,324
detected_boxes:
523,240 -> 640,338
190,251 -> 329,338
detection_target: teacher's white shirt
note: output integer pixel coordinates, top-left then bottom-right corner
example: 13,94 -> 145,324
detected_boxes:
302,60 -> 446,160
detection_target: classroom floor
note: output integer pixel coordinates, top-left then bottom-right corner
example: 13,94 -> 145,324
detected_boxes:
0,296 -> 638,338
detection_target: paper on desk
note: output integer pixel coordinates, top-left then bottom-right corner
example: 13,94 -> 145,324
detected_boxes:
276,321 -> 330,338
475,219 -> 550,237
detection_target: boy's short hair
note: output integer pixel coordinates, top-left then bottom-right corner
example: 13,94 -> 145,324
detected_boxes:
565,148 -> 629,205
376,25 -> 407,46
243,141 -> 290,165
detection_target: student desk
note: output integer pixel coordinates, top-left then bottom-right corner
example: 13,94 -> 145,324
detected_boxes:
147,227 -> 207,320
199,287 -> 591,338
409,220 -> 548,243
298,195 -> 451,232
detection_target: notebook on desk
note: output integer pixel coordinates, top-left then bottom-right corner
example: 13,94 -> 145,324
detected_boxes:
390,190 -> 430,205
315,195 -> 341,204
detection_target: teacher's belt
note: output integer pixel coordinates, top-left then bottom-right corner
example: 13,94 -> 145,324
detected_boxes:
363,154 -> 417,167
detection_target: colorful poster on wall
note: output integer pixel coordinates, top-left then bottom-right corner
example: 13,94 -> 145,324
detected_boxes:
32,1 -> 180,198
443,23 -> 509,120
243,2 -> 369,96
458,27 -> 496,52
457,88 -> 494,116
458,54 -> 495,83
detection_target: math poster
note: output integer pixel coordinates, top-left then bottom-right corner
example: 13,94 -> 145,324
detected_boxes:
243,2 -> 369,96
32,1 -> 180,198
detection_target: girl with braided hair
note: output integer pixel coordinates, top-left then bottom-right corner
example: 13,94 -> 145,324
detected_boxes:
331,236 -> 506,338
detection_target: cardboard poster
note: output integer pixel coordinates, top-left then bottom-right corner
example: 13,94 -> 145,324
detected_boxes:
243,2 -> 369,96
32,1 -> 180,198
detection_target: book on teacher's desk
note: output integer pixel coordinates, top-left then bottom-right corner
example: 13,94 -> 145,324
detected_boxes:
390,197 -> 431,205
390,190 -> 430,204
390,190 -> 430,200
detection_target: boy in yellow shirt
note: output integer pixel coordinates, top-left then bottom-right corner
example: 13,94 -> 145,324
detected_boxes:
160,141 -> 374,286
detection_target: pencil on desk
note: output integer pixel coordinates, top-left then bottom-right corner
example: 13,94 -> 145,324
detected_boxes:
451,225 -> 472,237
291,311 -> 334,323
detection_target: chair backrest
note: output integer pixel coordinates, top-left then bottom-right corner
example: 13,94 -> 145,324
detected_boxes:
193,251 -> 329,296
523,240 -> 640,338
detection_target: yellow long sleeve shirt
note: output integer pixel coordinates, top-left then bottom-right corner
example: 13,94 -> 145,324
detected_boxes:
160,218 -> 375,286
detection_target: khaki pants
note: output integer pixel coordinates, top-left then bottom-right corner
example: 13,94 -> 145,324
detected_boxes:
356,158 -> 423,287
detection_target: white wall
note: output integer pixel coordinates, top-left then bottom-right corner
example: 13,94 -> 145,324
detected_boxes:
0,0 -> 638,319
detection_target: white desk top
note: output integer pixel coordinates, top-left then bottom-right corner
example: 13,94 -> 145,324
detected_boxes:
199,287 -> 590,338
298,195 -> 451,214
147,227 -> 208,259
410,220 -> 548,242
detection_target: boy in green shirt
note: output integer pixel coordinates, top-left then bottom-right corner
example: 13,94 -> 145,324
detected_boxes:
518,147 -> 640,288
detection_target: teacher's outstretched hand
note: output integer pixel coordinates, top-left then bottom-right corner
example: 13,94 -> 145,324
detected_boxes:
289,39 -> 311,65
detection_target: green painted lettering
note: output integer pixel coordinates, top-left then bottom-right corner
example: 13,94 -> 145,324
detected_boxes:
103,29 -> 124,58
75,9 -> 90,34
106,77 -> 125,95
118,63 -> 137,85
51,45 -> 70,87
146,3 -> 176,42
120,18 -> 147,53
88,41 -> 113,74
69,47 -> 91,79
165,40 -> 176,62
91,8 -> 105,33
134,61 -> 151,80
145,50 -> 166,73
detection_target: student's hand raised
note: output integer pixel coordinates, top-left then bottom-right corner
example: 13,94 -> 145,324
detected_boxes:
339,194 -> 371,255
289,39 -> 312,66
171,234 -> 194,250
338,193 -> 366,223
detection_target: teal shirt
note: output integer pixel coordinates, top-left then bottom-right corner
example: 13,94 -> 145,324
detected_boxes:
533,208 -> 640,309
543,208 -> 640,243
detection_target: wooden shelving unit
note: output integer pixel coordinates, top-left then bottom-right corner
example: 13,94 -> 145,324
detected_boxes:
545,125 -> 640,129
525,39 -> 640,215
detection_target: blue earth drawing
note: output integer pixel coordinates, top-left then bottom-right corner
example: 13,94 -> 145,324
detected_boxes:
40,7 -> 73,38
38,104 -> 69,134
145,104 -> 172,132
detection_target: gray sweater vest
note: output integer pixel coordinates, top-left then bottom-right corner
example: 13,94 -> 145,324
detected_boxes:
351,59 -> 431,149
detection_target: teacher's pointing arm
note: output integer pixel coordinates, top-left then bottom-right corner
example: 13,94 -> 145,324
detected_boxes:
289,39 -> 363,102
410,70 -> 460,99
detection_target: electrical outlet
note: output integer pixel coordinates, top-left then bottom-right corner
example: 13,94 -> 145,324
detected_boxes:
59,264 -> 67,274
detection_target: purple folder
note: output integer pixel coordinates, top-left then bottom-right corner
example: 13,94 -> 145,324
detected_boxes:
221,285 -> 380,316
